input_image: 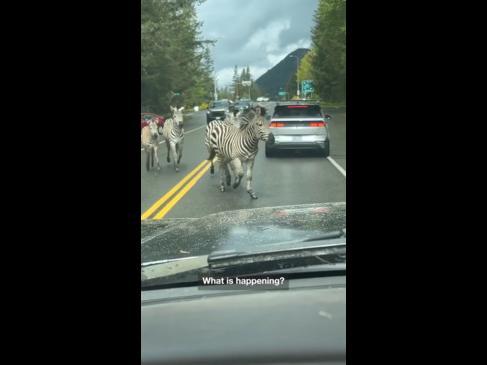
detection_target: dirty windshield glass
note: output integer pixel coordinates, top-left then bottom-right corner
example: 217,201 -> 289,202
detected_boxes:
141,0 -> 346,282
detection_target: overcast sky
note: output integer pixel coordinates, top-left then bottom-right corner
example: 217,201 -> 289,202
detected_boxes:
196,0 -> 318,88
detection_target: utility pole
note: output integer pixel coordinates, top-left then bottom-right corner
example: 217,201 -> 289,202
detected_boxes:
289,55 -> 300,98
241,80 -> 251,100
214,74 -> 218,101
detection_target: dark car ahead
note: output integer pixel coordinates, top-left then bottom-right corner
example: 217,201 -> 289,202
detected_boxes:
206,100 -> 232,124
234,100 -> 251,113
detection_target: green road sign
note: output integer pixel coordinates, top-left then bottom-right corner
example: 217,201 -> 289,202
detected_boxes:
301,80 -> 314,93
278,91 -> 287,96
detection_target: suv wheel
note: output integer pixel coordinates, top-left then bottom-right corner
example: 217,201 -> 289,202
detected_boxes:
323,140 -> 330,157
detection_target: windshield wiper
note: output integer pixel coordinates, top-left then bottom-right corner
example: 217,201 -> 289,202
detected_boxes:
208,242 -> 346,269
301,228 -> 346,242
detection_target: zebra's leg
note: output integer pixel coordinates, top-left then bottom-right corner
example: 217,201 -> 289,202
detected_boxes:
225,162 -> 231,186
208,148 -> 216,174
218,159 -> 226,192
245,158 -> 257,199
145,149 -> 150,171
229,159 -> 244,189
154,145 -> 160,170
170,143 -> 179,172
166,139 -> 171,163
177,140 -> 183,164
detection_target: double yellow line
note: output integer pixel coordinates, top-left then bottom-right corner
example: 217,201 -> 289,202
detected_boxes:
141,160 -> 211,220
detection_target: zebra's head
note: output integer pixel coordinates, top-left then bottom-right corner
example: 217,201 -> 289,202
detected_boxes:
170,106 -> 184,127
240,106 -> 270,142
148,119 -> 159,140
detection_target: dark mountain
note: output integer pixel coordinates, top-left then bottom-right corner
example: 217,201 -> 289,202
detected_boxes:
255,48 -> 309,98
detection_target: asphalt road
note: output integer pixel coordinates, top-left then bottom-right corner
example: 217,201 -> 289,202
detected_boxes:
141,102 -> 346,220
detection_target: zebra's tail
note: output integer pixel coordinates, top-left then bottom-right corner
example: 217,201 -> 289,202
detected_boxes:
207,148 -> 216,174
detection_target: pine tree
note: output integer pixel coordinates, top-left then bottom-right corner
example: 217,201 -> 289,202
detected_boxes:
310,0 -> 346,103
141,0 -> 215,113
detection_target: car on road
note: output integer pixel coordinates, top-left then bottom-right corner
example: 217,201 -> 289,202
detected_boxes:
233,100 -> 251,113
265,102 -> 332,157
141,112 -> 165,133
206,100 -> 233,124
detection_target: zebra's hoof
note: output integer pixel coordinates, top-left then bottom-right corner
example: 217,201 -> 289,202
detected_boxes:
249,192 -> 258,199
175,168 -> 180,172
219,186 -> 225,192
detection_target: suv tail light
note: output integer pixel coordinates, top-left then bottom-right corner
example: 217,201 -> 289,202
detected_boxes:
309,121 -> 326,127
270,122 -> 285,127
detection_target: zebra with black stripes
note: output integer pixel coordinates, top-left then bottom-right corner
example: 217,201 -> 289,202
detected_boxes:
205,106 -> 271,199
204,108 -> 243,185
162,106 -> 184,172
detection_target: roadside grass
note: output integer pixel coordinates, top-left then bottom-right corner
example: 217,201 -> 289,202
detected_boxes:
320,101 -> 346,109
319,101 -> 346,113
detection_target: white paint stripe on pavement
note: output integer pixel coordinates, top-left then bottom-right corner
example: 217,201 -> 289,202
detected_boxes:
140,124 -> 207,151
183,124 -> 207,135
327,156 -> 346,177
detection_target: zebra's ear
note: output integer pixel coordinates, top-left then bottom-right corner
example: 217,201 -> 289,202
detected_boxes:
179,106 -> 184,111
170,106 -> 176,112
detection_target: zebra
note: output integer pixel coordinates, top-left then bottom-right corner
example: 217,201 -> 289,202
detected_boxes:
141,118 -> 161,171
162,106 -> 185,172
205,110 -> 242,185
204,108 -> 243,185
205,106 -> 271,199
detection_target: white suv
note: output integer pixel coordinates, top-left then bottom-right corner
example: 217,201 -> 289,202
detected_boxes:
265,102 -> 332,157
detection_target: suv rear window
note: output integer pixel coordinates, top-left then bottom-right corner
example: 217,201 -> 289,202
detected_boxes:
273,105 -> 322,118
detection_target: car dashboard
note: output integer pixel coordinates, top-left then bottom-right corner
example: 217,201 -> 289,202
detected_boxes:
141,274 -> 346,365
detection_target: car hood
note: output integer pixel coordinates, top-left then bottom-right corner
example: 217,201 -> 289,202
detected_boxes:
141,202 -> 345,263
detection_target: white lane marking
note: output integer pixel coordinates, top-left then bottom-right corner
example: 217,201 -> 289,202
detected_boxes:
183,124 -> 207,135
140,124 -> 207,151
327,156 -> 346,177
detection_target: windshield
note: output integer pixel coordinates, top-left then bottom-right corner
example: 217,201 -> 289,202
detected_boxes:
210,101 -> 228,109
141,0 -> 346,286
235,101 -> 250,107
